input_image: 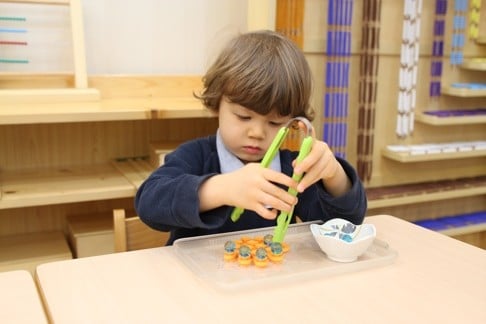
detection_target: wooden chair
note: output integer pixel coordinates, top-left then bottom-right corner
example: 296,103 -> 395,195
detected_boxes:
113,209 -> 169,252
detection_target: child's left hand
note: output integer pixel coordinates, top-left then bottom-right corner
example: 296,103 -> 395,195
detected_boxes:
292,139 -> 351,197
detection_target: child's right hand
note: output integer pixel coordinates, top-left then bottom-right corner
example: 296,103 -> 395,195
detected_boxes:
223,163 -> 298,220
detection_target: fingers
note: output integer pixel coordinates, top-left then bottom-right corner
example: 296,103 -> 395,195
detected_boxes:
239,167 -> 298,219
263,168 -> 298,190
293,141 -> 323,177
258,170 -> 298,211
293,141 -> 337,192
260,188 -> 297,212
255,206 -> 278,220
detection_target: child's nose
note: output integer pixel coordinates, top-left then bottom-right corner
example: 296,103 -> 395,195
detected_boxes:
248,124 -> 265,139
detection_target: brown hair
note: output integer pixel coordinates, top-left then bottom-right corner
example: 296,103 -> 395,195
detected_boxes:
195,30 -> 314,121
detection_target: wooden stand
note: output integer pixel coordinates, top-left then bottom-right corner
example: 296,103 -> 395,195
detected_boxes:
0,0 -> 100,103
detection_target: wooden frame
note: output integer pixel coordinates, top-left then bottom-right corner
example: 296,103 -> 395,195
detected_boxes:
0,0 -> 100,102
113,209 -> 169,252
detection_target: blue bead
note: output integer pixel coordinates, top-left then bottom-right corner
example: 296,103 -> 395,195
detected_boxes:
340,234 -> 353,242
238,245 -> 251,257
255,247 -> 267,260
224,241 -> 236,253
270,242 -> 283,255
263,234 -> 273,246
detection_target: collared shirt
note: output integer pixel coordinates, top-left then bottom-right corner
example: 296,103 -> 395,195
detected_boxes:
215,129 -> 281,174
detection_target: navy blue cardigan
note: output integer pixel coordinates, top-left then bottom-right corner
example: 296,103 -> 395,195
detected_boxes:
135,135 -> 367,245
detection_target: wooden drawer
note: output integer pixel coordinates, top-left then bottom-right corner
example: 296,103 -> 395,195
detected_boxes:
67,213 -> 114,258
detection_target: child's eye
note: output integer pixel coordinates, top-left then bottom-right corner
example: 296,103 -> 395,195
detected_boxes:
269,121 -> 284,127
236,114 -> 251,121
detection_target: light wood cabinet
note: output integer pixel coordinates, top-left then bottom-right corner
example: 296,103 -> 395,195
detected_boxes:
0,75 -> 218,268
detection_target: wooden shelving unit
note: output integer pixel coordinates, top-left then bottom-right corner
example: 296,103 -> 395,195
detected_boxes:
0,74 -> 218,272
0,76 -> 214,212
354,2 -> 486,245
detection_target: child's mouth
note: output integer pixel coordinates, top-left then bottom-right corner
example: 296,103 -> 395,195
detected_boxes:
242,146 -> 262,155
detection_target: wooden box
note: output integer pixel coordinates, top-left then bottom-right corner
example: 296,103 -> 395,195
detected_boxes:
149,141 -> 179,168
67,213 -> 114,258
0,231 -> 72,275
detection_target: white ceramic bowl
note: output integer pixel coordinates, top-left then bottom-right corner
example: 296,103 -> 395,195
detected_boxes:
310,218 -> 376,262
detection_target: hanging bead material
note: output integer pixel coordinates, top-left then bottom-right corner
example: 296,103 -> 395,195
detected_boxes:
451,0 -> 467,65
324,0 -> 353,159
469,0 -> 481,40
357,0 -> 382,182
429,0 -> 447,98
276,0 -> 305,49
396,0 -> 423,138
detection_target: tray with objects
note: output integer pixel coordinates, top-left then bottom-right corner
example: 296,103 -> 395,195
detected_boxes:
173,221 -> 398,291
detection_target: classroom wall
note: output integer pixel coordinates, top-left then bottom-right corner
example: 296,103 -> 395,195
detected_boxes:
0,0 -> 248,74
82,0 -> 249,74
302,0 -> 486,187
1,0 -> 484,249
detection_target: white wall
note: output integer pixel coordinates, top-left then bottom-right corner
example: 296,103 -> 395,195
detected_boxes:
82,0 -> 248,74
0,0 -> 248,75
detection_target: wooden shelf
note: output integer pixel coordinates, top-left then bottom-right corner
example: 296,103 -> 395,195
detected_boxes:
0,97 -> 214,125
367,176 -> 486,209
441,86 -> 486,97
368,186 -> 486,209
382,147 -> 486,162
415,113 -> 486,125
0,75 -> 216,125
461,58 -> 486,71
0,158 -> 160,210
0,164 -> 135,209
476,36 -> 486,45
439,223 -> 486,237
0,88 -> 101,104
111,157 -> 155,189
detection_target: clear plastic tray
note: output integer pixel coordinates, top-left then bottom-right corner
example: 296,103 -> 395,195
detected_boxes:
173,221 -> 398,291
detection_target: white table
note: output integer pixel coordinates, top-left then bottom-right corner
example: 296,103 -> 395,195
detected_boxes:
36,215 -> 486,324
0,270 -> 48,324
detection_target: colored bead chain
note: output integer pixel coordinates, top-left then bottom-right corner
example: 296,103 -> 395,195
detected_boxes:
324,0 -> 354,159
357,0 -> 382,182
396,0 -> 423,138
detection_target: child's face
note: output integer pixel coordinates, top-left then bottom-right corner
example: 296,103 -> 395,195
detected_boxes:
218,97 -> 291,164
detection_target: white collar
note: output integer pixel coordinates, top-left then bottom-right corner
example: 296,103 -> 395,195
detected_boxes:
216,129 -> 281,174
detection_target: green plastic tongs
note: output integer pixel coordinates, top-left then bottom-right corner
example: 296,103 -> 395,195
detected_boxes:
230,117 -> 314,243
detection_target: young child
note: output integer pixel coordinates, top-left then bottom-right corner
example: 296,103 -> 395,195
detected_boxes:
135,30 -> 367,245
